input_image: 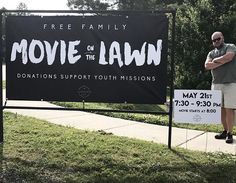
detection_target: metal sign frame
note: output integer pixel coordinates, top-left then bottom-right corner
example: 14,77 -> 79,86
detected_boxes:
0,9 -> 176,148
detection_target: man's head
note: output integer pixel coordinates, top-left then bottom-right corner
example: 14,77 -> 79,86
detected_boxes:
211,31 -> 224,48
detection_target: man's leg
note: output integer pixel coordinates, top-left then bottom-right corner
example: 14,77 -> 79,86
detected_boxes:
225,108 -> 234,133
221,108 -> 228,131
215,108 -> 228,139
225,108 -> 234,143
214,83 -> 235,142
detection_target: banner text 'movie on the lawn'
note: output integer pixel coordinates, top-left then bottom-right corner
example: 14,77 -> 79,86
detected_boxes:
10,39 -> 162,67
6,15 -> 168,104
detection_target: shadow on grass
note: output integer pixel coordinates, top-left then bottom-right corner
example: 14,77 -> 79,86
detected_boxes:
1,155 -> 66,183
170,148 -> 236,183
171,149 -> 207,172
2,150 -> 236,183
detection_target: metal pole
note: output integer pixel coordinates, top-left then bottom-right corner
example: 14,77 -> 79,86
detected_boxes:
1,9 -> 176,15
168,10 -> 176,149
0,11 -> 3,144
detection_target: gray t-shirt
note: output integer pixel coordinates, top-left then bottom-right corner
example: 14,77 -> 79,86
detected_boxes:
207,43 -> 236,84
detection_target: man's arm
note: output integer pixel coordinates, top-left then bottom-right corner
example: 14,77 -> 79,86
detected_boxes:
205,57 -> 223,70
212,52 -> 235,64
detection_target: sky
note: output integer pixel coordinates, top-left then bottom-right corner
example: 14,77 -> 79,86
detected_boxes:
0,0 -> 70,10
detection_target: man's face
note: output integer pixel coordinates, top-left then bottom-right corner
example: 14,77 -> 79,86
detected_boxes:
212,34 -> 223,48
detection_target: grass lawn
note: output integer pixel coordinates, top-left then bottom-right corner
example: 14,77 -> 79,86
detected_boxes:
1,112 -> 236,183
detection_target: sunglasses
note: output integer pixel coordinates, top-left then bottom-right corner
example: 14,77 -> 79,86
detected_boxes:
212,37 -> 221,42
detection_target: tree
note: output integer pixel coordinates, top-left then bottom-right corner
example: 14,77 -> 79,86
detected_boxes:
17,2 -> 28,10
16,2 -> 29,16
174,0 -> 236,89
67,0 -> 110,10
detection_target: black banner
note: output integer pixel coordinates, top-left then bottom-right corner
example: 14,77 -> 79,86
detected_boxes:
6,15 -> 168,104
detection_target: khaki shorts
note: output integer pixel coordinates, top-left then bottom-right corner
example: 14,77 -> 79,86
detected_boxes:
212,83 -> 236,109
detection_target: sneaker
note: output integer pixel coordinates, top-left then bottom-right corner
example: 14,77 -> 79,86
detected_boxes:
215,130 -> 227,139
226,133 -> 233,144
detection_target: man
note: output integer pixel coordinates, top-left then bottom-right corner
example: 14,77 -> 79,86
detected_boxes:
205,31 -> 236,144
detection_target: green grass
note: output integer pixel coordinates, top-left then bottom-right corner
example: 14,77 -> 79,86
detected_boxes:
1,112 -> 236,183
53,102 -> 227,134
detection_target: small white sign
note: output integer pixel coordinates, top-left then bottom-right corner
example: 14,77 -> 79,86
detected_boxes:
174,90 -> 222,124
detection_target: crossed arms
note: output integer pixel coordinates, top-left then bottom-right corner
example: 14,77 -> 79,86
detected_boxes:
205,52 -> 235,70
